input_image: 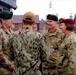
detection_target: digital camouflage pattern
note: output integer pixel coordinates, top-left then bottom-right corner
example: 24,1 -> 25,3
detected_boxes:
58,32 -> 76,75
0,27 -> 13,75
8,28 -> 50,75
42,28 -> 63,75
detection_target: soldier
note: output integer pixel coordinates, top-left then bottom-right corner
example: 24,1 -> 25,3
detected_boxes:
0,10 -> 14,75
42,14 -> 63,75
58,18 -> 76,75
8,11 -> 50,75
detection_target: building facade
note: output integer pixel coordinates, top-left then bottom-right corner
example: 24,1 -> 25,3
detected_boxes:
12,15 -> 39,32
0,0 -> 17,12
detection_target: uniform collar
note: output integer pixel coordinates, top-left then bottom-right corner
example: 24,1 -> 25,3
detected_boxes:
65,32 -> 74,38
1,27 -> 12,35
22,28 -> 33,32
46,28 -> 60,36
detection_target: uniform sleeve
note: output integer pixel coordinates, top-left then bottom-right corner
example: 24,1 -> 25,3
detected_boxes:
8,34 -> 21,61
0,36 -> 4,61
39,35 -> 51,62
57,34 -> 76,75
67,36 -> 76,74
8,35 -> 15,61
0,33 -> 12,68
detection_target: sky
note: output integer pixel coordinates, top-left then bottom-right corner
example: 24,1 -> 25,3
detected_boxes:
12,0 -> 76,20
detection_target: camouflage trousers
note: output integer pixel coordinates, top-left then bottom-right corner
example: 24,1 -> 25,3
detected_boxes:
0,67 -> 13,75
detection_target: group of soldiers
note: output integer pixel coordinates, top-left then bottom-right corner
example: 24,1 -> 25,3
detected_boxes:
0,10 -> 76,75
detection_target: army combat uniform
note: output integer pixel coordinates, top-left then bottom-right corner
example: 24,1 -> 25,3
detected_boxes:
8,28 -> 49,75
42,28 -> 63,75
0,10 -> 14,75
58,32 -> 76,75
0,27 -> 14,75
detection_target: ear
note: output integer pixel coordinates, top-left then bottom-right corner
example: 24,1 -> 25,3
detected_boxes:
1,19 -> 4,22
22,19 -> 25,27
1,19 -> 6,24
33,22 -> 35,25
44,20 -> 47,24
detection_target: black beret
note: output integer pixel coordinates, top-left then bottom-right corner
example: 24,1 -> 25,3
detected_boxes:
0,10 -> 13,20
47,14 -> 58,21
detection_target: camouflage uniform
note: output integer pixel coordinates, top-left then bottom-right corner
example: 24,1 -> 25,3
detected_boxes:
0,27 -> 14,75
42,28 -> 63,75
58,32 -> 76,75
8,28 -> 49,75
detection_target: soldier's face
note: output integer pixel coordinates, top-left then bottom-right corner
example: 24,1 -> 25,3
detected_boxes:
46,20 -> 57,29
60,23 -> 66,33
2,18 -> 13,28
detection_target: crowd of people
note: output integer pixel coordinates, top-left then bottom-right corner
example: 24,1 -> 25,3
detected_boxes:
0,10 -> 76,75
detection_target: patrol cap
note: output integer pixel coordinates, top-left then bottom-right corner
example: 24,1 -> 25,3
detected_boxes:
0,10 -> 13,20
59,18 -> 74,24
23,11 -> 35,23
47,14 -> 58,21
